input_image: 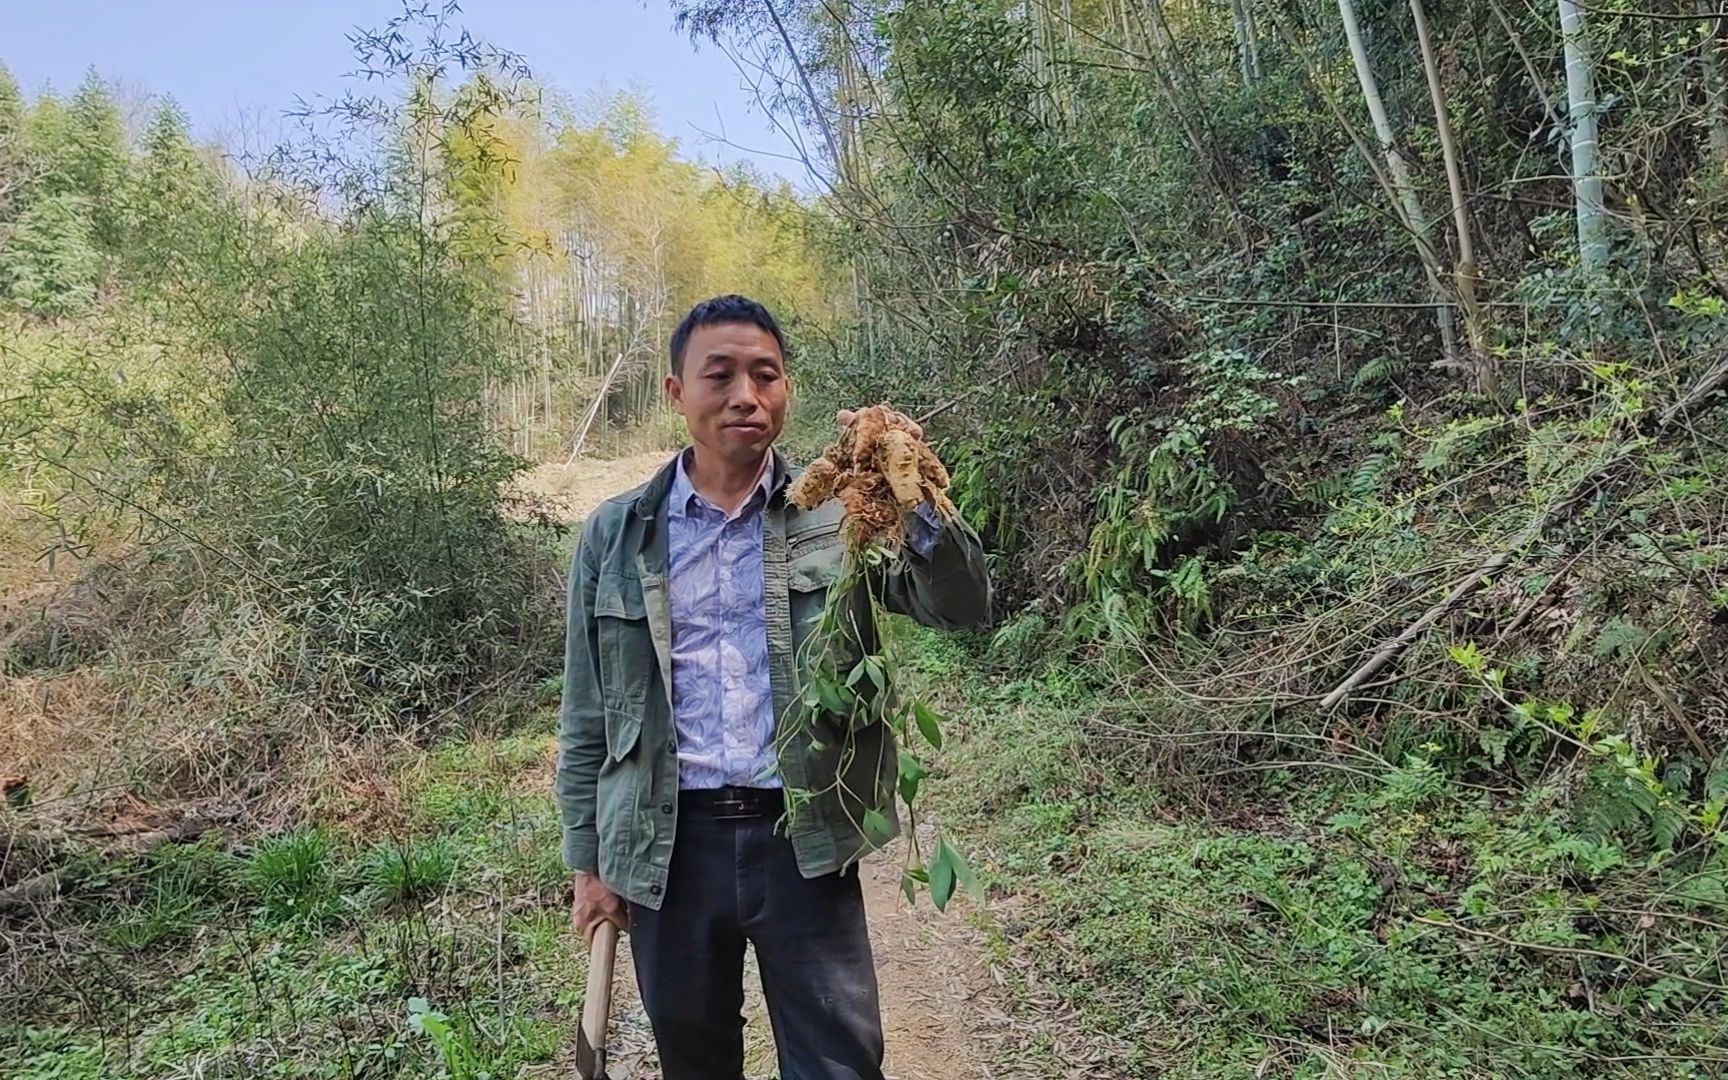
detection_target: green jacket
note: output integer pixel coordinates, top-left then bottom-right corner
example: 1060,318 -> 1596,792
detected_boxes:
554,450 -> 990,910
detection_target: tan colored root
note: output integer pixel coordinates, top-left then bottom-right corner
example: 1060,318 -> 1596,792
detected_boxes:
880,430 -> 924,509
788,405 -> 958,552
790,456 -> 841,507
918,448 -> 950,491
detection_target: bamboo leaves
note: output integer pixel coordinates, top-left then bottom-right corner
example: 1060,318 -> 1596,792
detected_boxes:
914,701 -> 946,750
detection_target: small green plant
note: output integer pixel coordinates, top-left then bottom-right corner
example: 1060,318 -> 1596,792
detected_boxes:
401,996 -> 557,1080
1151,553 -> 1212,627
407,997 -> 486,1080
533,674 -> 564,704
989,605 -> 1052,667
1449,641 -> 1726,849
360,838 -> 458,911
244,828 -> 341,926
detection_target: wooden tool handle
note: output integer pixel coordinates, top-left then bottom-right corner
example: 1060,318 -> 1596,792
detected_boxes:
580,921 -> 619,1059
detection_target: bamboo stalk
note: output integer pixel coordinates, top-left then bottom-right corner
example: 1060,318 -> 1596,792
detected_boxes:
1409,0 -> 1492,390
1557,0 -> 1608,272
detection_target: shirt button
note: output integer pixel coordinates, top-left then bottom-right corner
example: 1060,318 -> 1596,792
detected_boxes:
661,802 -> 673,814
650,884 -> 662,896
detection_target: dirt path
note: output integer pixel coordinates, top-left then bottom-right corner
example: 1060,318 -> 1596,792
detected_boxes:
594,845 -> 998,1080
518,451 -> 674,524
528,455 -> 1009,1079
855,849 -> 1000,1079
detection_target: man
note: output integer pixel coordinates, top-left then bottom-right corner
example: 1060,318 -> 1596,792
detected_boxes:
554,294 -> 990,1079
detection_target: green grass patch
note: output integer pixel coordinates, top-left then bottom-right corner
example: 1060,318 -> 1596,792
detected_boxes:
357,837 -> 459,911
930,654 -> 1728,1078
245,827 -> 342,927
3,722 -> 583,1079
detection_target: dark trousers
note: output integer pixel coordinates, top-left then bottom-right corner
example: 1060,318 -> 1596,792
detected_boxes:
628,790 -> 885,1080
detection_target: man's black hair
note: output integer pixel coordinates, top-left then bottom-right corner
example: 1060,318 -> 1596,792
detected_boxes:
668,294 -> 787,376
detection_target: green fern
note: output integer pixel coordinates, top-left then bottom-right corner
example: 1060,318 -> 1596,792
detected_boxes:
1347,453 -> 1397,501
1351,351 -> 1409,388
990,609 -> 1051,666
1306,473 -> 1349,507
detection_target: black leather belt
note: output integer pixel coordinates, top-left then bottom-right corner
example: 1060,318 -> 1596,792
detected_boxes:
679,786 -> 785,820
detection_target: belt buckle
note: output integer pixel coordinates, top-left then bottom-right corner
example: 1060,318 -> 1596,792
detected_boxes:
712,796 -> 752,820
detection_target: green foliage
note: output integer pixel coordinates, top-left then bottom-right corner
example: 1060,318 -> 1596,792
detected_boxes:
177,203 -> 545,707
123,98 -> 220,281
781,552 -> 970,911
360,838 -> 459,911
941,671 -> 1728,1075
1082,417 -> 1239,619
59,69 -> 129,239
987,606 -> 1052,668
407,998 -> 488,1080
4,724 -> 581,1078
2,10 -> 559,718
0,63 -> 27,219
244,828 -> 341,926
0,193 -> 100,313
89,839 -> 236,953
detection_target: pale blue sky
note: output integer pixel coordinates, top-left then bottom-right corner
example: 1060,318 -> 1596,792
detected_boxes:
0,0 -> 801,182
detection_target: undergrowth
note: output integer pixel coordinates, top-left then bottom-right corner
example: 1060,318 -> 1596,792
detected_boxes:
926,634 -> 1728,1077
1,721 -> 583,1079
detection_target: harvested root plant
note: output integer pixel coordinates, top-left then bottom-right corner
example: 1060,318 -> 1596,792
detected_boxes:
788,405 -> 958,550
784,406 -> 977,910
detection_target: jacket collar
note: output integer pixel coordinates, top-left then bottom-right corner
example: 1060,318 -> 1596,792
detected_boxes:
632,447 -> 791,521
668,448 -> 776,520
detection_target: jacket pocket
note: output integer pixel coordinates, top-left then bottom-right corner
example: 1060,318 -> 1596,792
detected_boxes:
593,571 -> 650,708
789,534 -> 848,657
788,529 -> 845,598
604,705 -> 643,761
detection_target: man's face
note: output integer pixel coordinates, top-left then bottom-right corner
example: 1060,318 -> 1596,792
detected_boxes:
666,321 -> 789,466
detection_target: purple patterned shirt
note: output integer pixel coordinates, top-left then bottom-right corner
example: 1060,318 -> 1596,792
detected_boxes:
667,451 -> 943,790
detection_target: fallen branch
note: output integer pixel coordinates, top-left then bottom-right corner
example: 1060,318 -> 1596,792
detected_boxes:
1638,665 -> 1712,762
1319,477 -> 1598,710
0,869 -> 62,910
0,815 -> 231,911
1414,915 -> 1728,994
563,352 -> 628,465
1659,351 -> 1728,427
112,816 -> 229,853
1320,355 -> 1728,710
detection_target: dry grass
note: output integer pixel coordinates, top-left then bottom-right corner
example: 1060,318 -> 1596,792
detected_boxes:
0,567 -> 432,845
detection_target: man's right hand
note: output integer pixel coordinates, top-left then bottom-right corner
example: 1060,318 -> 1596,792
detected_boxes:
570,871 -> 628,944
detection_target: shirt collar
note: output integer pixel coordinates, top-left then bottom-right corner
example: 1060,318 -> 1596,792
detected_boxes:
668,448 -> 774,520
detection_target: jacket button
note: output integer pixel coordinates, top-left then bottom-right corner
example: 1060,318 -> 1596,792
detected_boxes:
649,884 -> 662,896
661,802 -> 673,814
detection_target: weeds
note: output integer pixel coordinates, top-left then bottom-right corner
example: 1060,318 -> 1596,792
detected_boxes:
1,721 -> 584,1079
929,641 -> 1728,1076
359,839 -> 458,912
245,828 -> 341,927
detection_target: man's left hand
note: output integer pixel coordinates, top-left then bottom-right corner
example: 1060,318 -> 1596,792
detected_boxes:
835,407 -> 922,441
